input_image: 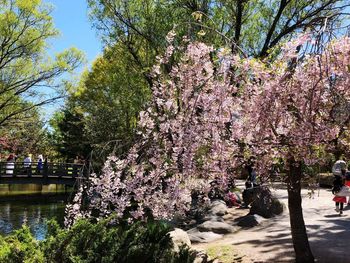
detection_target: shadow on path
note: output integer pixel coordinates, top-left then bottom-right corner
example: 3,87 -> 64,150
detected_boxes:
218,187 -> 350,262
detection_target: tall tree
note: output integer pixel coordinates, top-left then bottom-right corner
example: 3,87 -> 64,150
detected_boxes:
72,44 -> 150,157
0,0 -> 84,127
52,43 -> 150,163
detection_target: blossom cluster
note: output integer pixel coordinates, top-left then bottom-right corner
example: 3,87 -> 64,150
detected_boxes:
237,37 -> 350,176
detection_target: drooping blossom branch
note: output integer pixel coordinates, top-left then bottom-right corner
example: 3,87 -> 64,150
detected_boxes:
65,32 -> 241,225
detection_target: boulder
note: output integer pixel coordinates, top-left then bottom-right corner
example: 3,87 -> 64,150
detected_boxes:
202,215 -> 225,222
197,221 -> 236,234
243,186 -> 284,218
236,214 -> 266,228
208,199 -> 228,216
193,249 -> 211,263
187,228 -> 223,243
169,228 -> 191,252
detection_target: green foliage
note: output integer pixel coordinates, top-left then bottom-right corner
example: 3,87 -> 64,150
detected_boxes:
49,106 -> 92,162
51,43 -> 150,163
76,45 -> 150,156
88,0 -> 349,59
0,106 -> 57,158
0,226 -> 44,263
0,219 -> 196,263
0,0 -> 84,127
194,144 -> 211,169
43,218 -> 195,263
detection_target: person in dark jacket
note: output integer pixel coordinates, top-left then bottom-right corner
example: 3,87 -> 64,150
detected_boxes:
37,154 -> 43,174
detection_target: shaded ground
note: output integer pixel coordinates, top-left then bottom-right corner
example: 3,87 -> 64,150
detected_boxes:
193,182 -> 350,262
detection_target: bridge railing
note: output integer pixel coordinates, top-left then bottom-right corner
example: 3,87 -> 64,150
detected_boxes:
0,162 -> 85,179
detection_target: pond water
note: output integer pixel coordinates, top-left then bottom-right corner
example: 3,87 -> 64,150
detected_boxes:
0,184 -> 72,240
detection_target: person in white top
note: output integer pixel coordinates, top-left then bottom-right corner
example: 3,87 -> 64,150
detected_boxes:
6,154 -> 15,175
23,154 -> 32,177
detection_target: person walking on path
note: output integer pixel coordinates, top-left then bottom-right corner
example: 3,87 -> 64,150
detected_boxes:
247,164 -> 258,187
5,154 -> 15,175
23,154 -> 32,177
343,165 -> 350,206
332,168 -> 349,215
37,154 -> 43,174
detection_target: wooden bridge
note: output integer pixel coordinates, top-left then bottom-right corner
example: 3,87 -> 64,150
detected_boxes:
0,162 -> 87,186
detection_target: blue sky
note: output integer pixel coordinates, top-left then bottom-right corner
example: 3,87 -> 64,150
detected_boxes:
42,0 -> 102,121
48,0 -> 101,65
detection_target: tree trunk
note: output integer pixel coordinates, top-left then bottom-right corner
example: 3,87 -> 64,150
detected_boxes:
287,158 -> 314,263
332,137 -> 344,160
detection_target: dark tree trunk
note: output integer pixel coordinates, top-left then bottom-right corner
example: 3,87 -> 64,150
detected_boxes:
287,158 -> 314,263
333,145 -> 343,161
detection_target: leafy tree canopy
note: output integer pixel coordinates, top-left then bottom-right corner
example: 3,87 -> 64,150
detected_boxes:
0,0 -> 85,127
51,43 -> 150,163
88,0 -> 350,62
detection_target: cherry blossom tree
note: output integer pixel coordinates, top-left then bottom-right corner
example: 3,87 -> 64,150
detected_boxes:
237,36 -> 350,262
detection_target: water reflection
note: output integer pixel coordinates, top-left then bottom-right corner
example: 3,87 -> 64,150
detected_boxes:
0,184 -> 68,196
0,184 -> 70,240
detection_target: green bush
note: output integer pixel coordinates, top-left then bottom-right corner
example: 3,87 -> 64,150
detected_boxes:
0,226 -> 44,263
0,218 -> 196,263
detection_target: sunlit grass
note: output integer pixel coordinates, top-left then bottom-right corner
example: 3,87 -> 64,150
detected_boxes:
206,244 -> 246,263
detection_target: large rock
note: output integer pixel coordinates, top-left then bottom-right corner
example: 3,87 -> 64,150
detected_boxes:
236,214 -> 266,228
193,249 -> 211,263
197,221 -> 236,234
187,228 -> 223,243
169,228 -> 191,252
243,186 -> 284,218
208,199 -> 228,216
202,214 -> 224,222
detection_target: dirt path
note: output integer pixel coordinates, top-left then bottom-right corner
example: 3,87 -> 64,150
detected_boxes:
193,184 -> 350,263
